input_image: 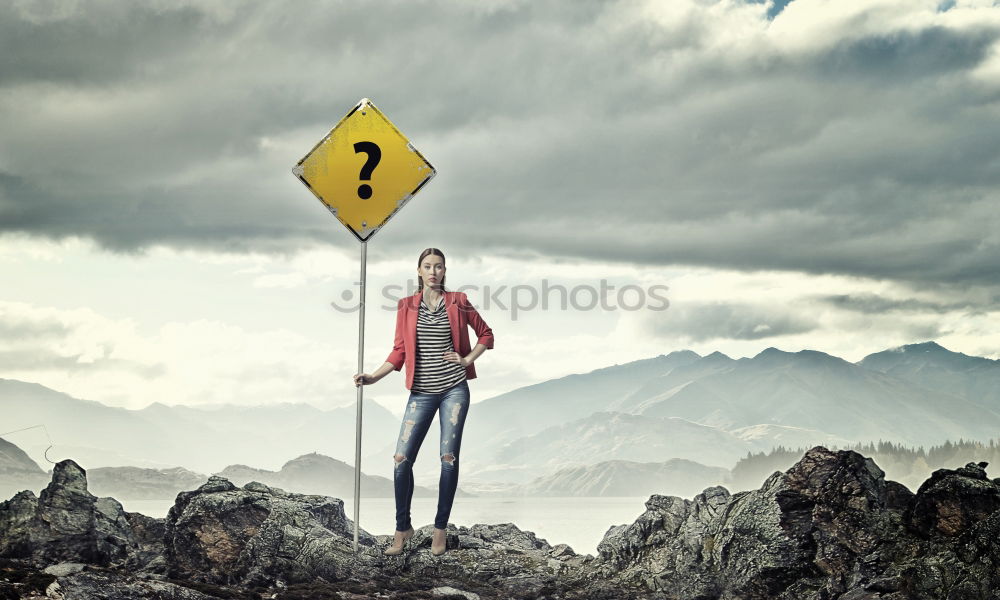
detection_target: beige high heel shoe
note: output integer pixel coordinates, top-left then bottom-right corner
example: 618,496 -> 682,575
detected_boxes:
431,527 -> 448,556
383,527 -> 414,556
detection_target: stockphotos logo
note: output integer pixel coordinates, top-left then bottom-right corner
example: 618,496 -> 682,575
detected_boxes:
330,279 -> 670,320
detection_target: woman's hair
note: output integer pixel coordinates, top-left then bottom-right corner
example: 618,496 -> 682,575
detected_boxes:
417,248 -> 447,292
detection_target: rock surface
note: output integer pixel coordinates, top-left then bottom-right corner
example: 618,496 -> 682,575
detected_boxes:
4,447 -> 1000,599
0,460 -> 149,567
595,447 -> 1000,599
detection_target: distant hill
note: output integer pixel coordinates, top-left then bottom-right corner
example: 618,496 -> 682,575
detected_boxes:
0,436 -> 49,500
515,458 -> 729,498
87,465 -> 209,500
214,452 -> 463,498
0,433 -> 453,502
728,423 -> 854,450
494,411 -> 754,471
0,435 -> 43,474
0,378 -> 400,474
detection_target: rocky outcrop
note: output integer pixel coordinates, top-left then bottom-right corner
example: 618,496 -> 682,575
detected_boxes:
163,476 -> 371,586
0,459 -> 160,570
907,460 -> 1000,538
160,476 -> 595,597
5,447 -> 1000,599
595,446 -> 1000,599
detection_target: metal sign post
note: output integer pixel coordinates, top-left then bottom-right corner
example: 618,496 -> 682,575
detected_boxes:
292,98 -> 436,551
354,240 -> 366,551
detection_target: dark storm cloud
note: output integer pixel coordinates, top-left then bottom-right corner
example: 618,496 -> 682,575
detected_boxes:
817,293 -> 988,316
644,301 -> 819,343
812,25 -> 996,81
0,3 -> 216,85
2,0 -> 1000,287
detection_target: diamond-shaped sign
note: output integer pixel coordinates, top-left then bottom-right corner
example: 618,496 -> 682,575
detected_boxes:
292,98 -> 436,242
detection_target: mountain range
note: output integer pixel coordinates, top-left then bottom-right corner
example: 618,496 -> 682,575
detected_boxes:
456,341 -> 1000,485
3,340 -> 999,499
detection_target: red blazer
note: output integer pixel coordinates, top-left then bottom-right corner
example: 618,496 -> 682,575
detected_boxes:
385,289 -> 495,390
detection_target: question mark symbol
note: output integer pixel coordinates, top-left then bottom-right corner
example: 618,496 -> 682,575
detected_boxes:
353,141 -> 381,199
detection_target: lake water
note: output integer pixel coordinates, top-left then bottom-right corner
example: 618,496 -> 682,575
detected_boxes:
120,496 -> 652,556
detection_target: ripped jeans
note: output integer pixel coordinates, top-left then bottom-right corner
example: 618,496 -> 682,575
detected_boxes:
393,378 -> 470,531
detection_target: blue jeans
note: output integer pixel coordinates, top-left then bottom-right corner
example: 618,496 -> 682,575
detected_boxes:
393,379 -> 470,531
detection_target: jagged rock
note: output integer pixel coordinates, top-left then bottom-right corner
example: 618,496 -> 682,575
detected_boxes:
908,461 -> 1000,538
161,477 -> 591,597
388,522 -> 579,597
596,484 -> 733,595
592,445 -> 1000,599
163,476 -> 378,586
0,459 -> 149,568
122,509 -> 167,573
8,447 -> 1000,599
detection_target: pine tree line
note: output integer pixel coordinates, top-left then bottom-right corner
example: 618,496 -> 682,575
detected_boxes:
728,437 -> 1000,492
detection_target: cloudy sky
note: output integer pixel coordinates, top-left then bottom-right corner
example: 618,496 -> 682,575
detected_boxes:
2,0 -> 1000,415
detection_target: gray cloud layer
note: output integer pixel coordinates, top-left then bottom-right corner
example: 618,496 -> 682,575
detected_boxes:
2,0 -> 1000,289
646,300 -> 820,343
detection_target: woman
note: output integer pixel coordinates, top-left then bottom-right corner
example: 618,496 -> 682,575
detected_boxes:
353,248 -> 495,556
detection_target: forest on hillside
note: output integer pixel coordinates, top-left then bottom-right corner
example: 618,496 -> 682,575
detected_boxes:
730,438 -> 1000,493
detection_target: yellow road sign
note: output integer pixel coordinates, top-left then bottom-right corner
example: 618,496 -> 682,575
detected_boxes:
292,98 -> 436,242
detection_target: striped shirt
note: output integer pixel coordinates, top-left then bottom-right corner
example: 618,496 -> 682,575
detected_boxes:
411,294 -> 467,393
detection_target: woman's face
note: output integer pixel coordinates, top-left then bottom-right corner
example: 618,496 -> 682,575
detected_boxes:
418,254 -> 445,290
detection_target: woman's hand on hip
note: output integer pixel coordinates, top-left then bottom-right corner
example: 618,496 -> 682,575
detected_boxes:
442,351 -> 469,367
